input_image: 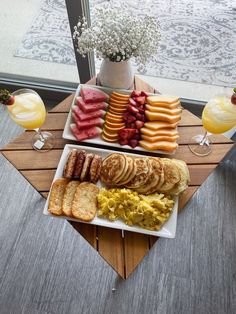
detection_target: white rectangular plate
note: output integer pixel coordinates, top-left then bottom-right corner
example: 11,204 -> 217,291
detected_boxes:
62,84 -> 176,155
43,144 -> 178,238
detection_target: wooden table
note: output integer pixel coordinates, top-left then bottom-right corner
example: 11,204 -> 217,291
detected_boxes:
1,76 -> 234,279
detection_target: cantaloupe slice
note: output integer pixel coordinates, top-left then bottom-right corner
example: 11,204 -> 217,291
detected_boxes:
144,121 -> 178,130
141,134 -> 179,143
147,95 -> 179,105
146,104 -> 182,116
148,102 -> 181,109
139,140 -> 178,151
145,111 -> 181,123
141,127 -> 178,137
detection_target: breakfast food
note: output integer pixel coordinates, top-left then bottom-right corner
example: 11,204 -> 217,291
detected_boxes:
47,147 -> 190,234
70,124 -> 102,142
80,153 -> 94,181
63,149 -> 102,183
100,153 -> 190,196
63,149 -> 78,179
62,180 -> 80,216
97,188 -> 174,231
73,150 -> 86,179
137,95 -> 181,152
101,153 -> 127,185
118,90 -> 148,148
102,91 -> 128,142
89,155 -> 102,183
68,86 -> 182,153
70,87 -> 109,141
71,182 -> 99,221
77,97 -> 107,113
80,86 -> 109,104
48,178 -> 70,215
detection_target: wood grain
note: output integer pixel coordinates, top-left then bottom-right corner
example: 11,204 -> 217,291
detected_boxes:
124,231 -> 150,277
97,227 -> 125,278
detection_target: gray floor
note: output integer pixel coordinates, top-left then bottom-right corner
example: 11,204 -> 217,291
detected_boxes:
0,107 -> 236,314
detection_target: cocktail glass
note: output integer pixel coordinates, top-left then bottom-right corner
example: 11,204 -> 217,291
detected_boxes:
189,92 -> 236,156
7,89 -> 54,151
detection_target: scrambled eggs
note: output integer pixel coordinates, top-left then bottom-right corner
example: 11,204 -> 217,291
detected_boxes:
97,188 -> 175,231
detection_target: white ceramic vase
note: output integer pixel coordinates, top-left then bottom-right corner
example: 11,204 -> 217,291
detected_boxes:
98,58 -> 134,89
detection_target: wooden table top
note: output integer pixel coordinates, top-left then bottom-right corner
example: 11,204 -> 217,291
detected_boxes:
1,76 -> 234,279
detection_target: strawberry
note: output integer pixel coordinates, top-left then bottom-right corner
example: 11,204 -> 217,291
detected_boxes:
129,139 -> 138,148
0,89 -> 15,106
129,123 -> 136,129
135,120 -> 144,129
122,112 -> 129,122
127,115 -> 136,123
140,91 -> 148,97
131,90 -> 140,98
119,139 -> 129,146
118,128 -> 136,140
132,133 -> 141,140
231,88 -> 236,105
134,96 -> 146,105
127,105 -> 139,115
128,98 -> 137,106
136,113 -> 143,120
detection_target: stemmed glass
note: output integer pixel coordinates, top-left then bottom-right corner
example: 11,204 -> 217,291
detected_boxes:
2,89 -> 54,151
189,90 -> 236,156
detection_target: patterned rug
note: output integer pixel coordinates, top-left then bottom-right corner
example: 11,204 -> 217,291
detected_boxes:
15,0 -> 236,87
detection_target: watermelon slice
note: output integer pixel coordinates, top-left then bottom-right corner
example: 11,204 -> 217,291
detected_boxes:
72,105 -> 105,121
76,97 -> 108,113
72,113 -> 103,129
80,87 -> 109,104
70,123 -> 102,141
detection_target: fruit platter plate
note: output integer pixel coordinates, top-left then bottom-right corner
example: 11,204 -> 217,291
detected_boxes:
43,144 -> 178,238
63,85 -> 181,155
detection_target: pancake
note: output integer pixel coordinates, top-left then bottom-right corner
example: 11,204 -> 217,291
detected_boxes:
158,158 -> 181,193
135,158 -> 163,194
125,157 -> 151,189
101,153 -> 127,185
169,159 -> 190,195
116,156 -> 135,186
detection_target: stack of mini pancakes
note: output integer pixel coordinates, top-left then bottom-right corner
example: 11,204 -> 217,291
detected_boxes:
101,153 -> 190,196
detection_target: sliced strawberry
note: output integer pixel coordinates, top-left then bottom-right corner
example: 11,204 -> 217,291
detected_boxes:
127,105 -> 139,115
128,98 -> 137,106
119,128 -> 136,140
135,120 -> 144,129
132,133 -> 141,140
119,138 -> 129,146
136,113 -> 142,120
134,96 -> 146,105
131,90 -> 140,98
139,108 -> 145,114
127,115 -> 136,124
122,112 -> 129,122
140,91 -> 148,97
129,139 -> 139,148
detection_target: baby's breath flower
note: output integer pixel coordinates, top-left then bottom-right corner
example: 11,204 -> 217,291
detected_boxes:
73,2 -> 161,71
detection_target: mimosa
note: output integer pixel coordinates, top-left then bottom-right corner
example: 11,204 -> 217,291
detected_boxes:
202,94 -> 236,134
7,92 -> 46,129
